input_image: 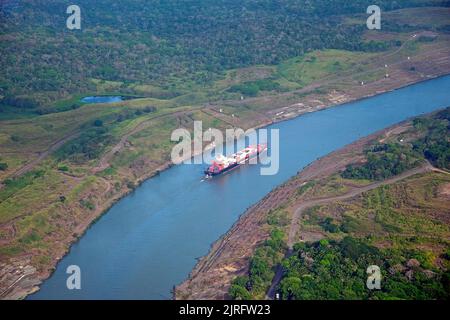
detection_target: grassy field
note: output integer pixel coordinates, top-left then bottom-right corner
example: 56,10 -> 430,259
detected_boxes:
286,171 -> 450,299
301,172 -> 450,247
277,50 -> 377,87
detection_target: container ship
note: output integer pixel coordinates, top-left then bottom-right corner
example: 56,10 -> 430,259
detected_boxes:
204,144 -> 267,177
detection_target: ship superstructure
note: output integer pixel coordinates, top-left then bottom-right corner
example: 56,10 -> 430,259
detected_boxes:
204,144 -> 267,177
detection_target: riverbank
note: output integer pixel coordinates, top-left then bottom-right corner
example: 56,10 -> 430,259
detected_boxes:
174,109 -> 450,300
2,54 -> 450,300
173,120 -> 410,299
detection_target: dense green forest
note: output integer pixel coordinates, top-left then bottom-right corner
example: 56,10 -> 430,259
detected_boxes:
341,143 -> 423,180
230,232 -> 450,300
412,108 -> 450,170
1,0 -> 449,110
229,228 -> 286,300
277,238 -> 450,300
342,108 -> 450,180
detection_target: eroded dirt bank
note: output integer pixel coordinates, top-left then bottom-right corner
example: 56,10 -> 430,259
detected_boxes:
174,121 -> 416,300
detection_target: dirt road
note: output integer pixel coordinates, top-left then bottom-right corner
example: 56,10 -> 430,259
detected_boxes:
266,161 -> 443,299
226,33 -> 428,108
8,130 -> 81,179
92,108 -> 204,173
3,32 -> 447,182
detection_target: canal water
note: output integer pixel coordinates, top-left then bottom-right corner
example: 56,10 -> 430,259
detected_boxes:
31,75 -> 450,299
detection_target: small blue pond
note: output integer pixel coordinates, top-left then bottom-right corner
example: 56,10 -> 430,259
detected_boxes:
81,96 -> 123,104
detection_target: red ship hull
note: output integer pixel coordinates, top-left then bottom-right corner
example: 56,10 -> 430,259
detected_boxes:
204,144 -> 267,177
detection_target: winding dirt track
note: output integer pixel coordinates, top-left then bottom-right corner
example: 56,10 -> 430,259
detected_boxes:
4,31 -> 447,183
8,130 -> 81,179
225,33 -> 423,108
265,161 -> 445,299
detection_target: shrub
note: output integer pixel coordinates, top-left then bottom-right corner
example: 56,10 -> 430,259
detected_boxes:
58,165 -> 69,172
93,119 -> 104,127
